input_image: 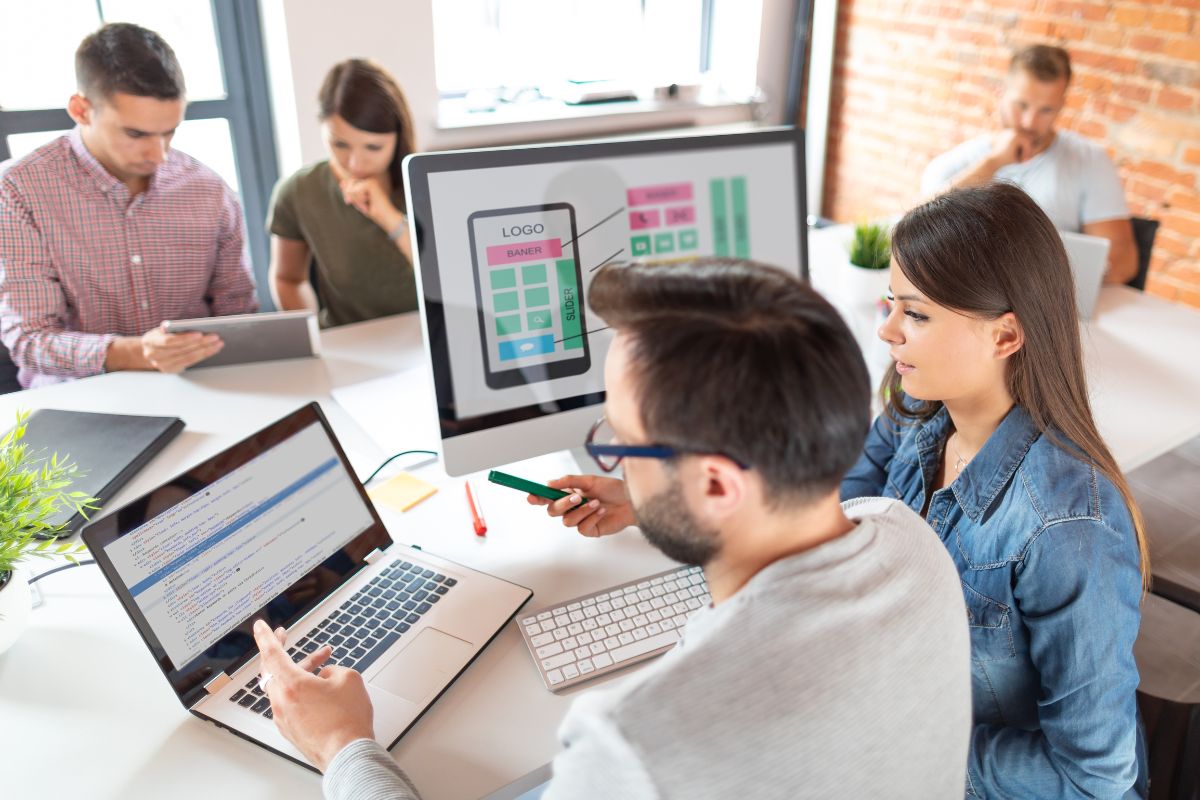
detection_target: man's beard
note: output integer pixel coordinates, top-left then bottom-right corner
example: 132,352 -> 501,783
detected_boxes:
634,480 -> 721,567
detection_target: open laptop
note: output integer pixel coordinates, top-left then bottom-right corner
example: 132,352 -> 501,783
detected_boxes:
1060,230 -> 1110,320
81,402 -> 532,770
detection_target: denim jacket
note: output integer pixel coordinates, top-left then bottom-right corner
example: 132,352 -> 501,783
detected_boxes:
841,404 -> 1145,799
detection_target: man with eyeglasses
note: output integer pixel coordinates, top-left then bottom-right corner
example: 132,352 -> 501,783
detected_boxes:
252,258 -> 973,798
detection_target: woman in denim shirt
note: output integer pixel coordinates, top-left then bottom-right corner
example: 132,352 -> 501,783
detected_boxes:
840,183 -> 1148,798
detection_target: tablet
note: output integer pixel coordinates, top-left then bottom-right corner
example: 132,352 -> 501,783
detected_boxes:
162,310 -> 320,368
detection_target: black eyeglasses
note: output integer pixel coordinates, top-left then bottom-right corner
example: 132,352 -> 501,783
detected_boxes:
583,416 -> 751,473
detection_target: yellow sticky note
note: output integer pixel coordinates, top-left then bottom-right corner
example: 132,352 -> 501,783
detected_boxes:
368,472 -> 437,513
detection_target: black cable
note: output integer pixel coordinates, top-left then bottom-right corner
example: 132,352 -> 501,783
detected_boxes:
362,450 -> 437,485
28,559 -> 97,585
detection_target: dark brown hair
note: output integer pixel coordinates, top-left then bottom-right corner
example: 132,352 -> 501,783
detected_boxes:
883,183 -> 1149,588
318,59 -> 416,194
76,22 -> 185,101
589,258 -> 871,506
1010,44 -> 1072,84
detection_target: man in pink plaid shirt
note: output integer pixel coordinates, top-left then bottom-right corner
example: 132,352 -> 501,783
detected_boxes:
0,23 -> 258,389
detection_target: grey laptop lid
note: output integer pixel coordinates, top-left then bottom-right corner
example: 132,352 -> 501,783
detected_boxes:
1060,230 -> 1110,320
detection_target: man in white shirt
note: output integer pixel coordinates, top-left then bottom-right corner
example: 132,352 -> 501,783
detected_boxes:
251,258 -> 974,799
922,45 -> 1137,284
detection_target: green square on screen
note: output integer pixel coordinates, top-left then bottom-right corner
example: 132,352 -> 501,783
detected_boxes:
493,291 -> 520,313
678,229 -> 699,250
631,235 -> 651,256
522,264 -> 547,284
654,232 -> 675,253
491,268 -> 517,290
527,309 -> 553,330
495,314 -> 522,336
525,287 -> 551,307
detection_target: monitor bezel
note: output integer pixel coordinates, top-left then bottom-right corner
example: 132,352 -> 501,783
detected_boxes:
404,126 -> 808,443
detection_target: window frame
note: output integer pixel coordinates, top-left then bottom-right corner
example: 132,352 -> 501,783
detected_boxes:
0,0 -> 280,310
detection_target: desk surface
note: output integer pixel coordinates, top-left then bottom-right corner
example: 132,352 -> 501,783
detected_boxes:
4,235 -> 1200,798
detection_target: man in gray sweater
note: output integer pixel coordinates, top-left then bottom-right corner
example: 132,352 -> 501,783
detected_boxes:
253,258 -> 973,798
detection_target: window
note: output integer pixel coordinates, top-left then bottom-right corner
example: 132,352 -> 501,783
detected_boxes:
0,0 -> 278,309
432,0 -> 763,120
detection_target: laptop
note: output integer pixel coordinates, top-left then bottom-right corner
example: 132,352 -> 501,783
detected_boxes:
81,402 -> 532,770
1059,230 -> 1110,320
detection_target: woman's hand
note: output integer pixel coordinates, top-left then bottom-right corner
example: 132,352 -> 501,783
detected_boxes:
527,475 -> 636,537
340,177 -> 403,233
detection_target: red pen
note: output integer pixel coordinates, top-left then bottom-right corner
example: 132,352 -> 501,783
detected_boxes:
465,481 -> 487,536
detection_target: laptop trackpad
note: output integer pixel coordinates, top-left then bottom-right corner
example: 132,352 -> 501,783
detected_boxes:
370,628 -> 475,704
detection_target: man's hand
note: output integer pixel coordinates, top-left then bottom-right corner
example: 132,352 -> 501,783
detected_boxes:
527,474 -> 636,537
252,619 -> 375,772
141,326 -> 223,372
989,129 -> 1037,167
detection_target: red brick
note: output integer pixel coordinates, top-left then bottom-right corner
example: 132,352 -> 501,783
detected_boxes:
1149,9 -> 1190,32
1130,161 -> 1198,187
1075,119 -> 1108,138
1144,280 -> 1178,302
1163,212 -> 1200,239
1071,48 -> 1139,73
1075,72 -> 1115,93
1185,148 -> 1200,166
1165,38 -> 1200,61
1052,21 -> 1088,39
1093,98 -> 1138,122
1167,0 -> 1200,9
1046,1 -> 1110,21
1158,87 -> 1196,112
1128,34 -> 1167,54
1176,288 -> 1200,311
1112,6 -> 1149,26
1127,178 -> 1172,204
1167,188 -> 1200,215
1116,83 -> 1153,103
1086,27 -> 1126,47
1154,230 -> 1197,257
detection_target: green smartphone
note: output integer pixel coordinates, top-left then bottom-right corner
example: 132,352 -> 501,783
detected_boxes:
488,469 -> 584,503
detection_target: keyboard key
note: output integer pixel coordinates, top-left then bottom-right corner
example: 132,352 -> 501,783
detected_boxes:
333,647 -> 349,658
383,589 -> 398,600
611,631 -> 679,663
302,641 -> 319,654
372,598 -> 387,609
350,647 -> 367,660
542,651 -> 576,670
406,613 -> 421,624
428,595 -> 440,604
348,604 -> 364,615
562,636 -> 578,650
365,619 -> 381,629
381,618 -> 397,630
562,664 -> 580,680
578,659 -> 595,673
536,642 -> 564,658
435,586 -> 449,595
432,572 -> 445,581
231,689 -> 246,703
329,635 -> 346,646
546,669 -> 564,685
397,622 -> 411,633
553,628 -> 570,641
592,653 -> 614,669
413,590 -> 429,602
351,616 -> 367,627
327,623 -> 343,634
291,652 -> 305,663
387,600 -> 402,611
443,578 -> 457,587
633,628 -> 648,641
421,569 -> 435,579
251,697 -> 271,713
368,588 -> 383,598
399,561 -> 413,570
353,631 -> 401,674
417,602 -> 432,614
238,693 -> 257,708
263,708 -> 274,720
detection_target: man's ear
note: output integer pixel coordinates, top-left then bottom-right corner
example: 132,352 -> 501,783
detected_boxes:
67,94 -> 93,127
689,454 -> 749,524
992,311 -> 1025,360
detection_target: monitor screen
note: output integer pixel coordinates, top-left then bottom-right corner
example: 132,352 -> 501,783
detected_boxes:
405,127 -> 806,475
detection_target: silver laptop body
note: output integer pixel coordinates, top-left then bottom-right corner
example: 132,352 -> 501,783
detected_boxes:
1060,230 -> 1110,320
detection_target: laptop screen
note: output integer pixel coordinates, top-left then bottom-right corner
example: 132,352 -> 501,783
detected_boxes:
84,403 -> 391,707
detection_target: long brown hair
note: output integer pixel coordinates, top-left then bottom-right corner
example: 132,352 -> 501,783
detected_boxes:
883,183 -> 1149,589
318,59 -> 416,196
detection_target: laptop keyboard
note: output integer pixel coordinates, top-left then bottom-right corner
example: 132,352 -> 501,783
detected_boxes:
229,558 -> 458,718
518,564 -> 709,692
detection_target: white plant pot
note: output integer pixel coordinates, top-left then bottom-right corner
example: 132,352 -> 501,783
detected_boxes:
0,569 -> 32,657
843,263 -> 892,308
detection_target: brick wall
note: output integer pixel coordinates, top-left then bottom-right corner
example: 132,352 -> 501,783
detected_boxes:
821,0 -> 1200,308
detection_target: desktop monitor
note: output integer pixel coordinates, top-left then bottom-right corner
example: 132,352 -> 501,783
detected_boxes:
404,127 -> 807,476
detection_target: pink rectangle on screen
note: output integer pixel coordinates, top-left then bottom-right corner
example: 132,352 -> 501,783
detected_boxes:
664,205 -> 696,226
486,239 -> 563,266
628,209 -> 661,230
627,183 -> 694,206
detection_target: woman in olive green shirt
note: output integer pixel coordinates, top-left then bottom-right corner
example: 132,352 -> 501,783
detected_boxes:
267,59 -> 419,327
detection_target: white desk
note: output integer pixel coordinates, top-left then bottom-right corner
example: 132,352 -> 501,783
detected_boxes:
3,244 -> 1200,798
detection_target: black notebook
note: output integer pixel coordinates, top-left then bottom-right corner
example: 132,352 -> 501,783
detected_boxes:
15,409 -> 184,535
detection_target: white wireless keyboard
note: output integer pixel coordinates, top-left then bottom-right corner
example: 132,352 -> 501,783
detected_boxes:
518,564 -> 710,692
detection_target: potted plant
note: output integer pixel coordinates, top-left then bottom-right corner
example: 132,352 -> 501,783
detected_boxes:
0,411 -> 97,656
844,220 -> 893,305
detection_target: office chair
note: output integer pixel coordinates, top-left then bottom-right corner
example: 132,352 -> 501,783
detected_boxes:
1128,217 -> 1161,292
0,344 -> 19,395
1136,594 -> 1200,800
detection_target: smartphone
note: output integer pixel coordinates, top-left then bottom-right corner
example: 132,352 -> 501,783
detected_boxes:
467,203 -> 591,390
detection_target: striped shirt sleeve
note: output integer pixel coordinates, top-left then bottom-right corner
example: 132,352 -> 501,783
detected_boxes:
0,177 -> 114,379
208,185 -> 259,317
322,738 -> 422,800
